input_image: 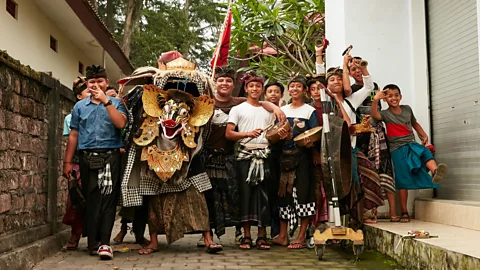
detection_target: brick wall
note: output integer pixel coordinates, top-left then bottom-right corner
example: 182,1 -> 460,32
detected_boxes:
0,51 -> 75,252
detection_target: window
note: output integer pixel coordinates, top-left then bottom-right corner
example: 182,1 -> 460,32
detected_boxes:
78,62 -> 84,74
6,0 -> 17,19
50,36 -> 57,52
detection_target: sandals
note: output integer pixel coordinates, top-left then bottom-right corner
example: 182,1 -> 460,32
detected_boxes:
61,240 -> 79,251
138,247 -> 158,255
390,216 -> 401,222
205,243 -> 223,254
400,212 -> 410,223
239,236 -> 252,250
256,237 -> 271,250
288,241 -> 307,250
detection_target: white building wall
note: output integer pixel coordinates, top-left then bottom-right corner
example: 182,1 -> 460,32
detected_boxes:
325,0 -> 432,215
0,0 -> 96,86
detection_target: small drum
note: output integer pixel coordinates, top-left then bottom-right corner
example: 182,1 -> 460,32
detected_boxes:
266,121 -> 291,144
294,126 -> 323,147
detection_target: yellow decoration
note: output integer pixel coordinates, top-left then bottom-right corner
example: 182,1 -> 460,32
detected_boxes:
166,57 -> 196,70
189,95 -> 215,126
142,85 -> 165,117
133,116 -> 159,146
181,123 -> 200,149
141,145 -> 189,182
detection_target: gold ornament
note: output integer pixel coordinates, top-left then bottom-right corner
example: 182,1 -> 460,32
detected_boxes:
142,84 -> 165,117
189,95 -> 215,127
166,57 -> 196,70
141,145 -> 189,182
181,123 -> 200,148
133,116 -> 159,146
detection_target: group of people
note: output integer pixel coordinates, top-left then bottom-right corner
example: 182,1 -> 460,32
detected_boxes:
61,42 -> 447,260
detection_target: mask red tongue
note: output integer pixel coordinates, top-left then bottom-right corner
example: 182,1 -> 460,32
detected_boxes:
163,119 -> 177,137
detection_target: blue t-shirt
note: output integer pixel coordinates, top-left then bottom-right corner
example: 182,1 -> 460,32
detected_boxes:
70,96 -> 128,150
63,114 -> 72,137
281,104 -> 319,150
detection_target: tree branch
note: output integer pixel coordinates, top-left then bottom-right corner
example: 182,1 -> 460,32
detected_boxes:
275,36 -> 309,73
282,34 -> 315,72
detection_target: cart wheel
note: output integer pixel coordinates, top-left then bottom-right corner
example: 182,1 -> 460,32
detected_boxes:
340,240 -> 350,250
306,237 -> 315,249
315,245 -> 325,260
354,245 -> 364,260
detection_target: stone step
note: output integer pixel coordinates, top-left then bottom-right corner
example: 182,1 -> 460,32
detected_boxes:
415,198 -> 480,231
365,220 -> 480,270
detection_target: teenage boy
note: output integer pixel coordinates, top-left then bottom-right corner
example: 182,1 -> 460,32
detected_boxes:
63,65 -> 128,259
226,71 -> 275,250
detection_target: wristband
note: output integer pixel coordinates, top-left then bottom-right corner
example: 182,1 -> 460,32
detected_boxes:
63,161 -> 72,164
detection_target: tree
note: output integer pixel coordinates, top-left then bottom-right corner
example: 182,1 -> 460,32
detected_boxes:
231,0 -> 325,82
121,0 -> 143,58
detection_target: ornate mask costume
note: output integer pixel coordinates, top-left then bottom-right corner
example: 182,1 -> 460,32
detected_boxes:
118,55 -> 216,207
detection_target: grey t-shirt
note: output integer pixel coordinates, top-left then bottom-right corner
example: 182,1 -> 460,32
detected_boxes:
379,105 -> 417,152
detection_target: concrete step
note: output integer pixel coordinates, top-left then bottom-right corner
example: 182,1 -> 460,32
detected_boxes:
415,198 -> 480,231
365,219 -> 480,270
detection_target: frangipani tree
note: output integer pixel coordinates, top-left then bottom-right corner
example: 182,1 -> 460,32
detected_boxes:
231,0 -> 325,82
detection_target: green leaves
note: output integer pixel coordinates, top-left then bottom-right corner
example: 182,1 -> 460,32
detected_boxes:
231,0 -> 325,82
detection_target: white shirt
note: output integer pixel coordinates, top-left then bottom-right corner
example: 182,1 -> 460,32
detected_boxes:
341,75 -> 374,148
228,102 -> 274,145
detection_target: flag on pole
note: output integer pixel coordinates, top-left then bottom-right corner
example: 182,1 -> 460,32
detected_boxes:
211,10 -> 232,70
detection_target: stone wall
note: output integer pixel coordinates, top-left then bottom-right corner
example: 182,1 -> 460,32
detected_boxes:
0,51 -> 75,254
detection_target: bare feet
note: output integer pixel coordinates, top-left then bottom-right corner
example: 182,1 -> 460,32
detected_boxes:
113,223 -> 129,243
271,235 -> 289,246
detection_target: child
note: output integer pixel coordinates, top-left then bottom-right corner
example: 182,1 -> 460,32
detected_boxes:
371,84 -> 448,222
264,81 -> 284,106
226,71 -> 275,250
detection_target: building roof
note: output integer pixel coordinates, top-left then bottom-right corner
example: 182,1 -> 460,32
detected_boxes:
65,0 -> 134,75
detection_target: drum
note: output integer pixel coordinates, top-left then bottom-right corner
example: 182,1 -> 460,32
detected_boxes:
266,121 -> 291,144
294,126 -> 323,147
321,115 -> 352,200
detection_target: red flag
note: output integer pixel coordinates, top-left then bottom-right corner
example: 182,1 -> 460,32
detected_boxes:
211,11 -> 232,69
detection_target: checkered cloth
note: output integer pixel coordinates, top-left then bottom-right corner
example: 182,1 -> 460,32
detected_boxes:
98,163 -> 113,195
279,187 -> 316,233
235,144 -> 270,186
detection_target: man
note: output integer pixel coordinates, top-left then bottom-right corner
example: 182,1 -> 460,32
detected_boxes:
226,71 -> 276,250
63,65 -> 128,260
202,66 -> 286,245
61,77 -> 90,251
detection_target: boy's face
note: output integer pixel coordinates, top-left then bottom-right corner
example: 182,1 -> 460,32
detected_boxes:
87,77 -> 108,92
215,77 -> 234,97
245,81 -> 263,100
76,89 -> 91,100
385,89 -> 402,107
288,82 -> 305,99
106,89 -> 118,98
264,85 -> 283,105
309,81 -> 326,101
349,64 -> 363,82
327,75 -> 343,94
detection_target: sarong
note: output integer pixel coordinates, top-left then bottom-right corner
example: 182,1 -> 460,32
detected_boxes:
367,123 -> 395,198
278,148 -> 316,233
391,142 -> 439,190
203,150 -> 240,237
148,185 -> 209,244
62,164 -> 83,238
79,150 -> 121,250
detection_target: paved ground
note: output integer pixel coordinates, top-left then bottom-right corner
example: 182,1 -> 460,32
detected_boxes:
33,222 -> 402,270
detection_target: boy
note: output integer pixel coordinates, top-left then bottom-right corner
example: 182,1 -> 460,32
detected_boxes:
264,81 -> 284,106
226,71 -> 275,250
63,65 -> 128,259
271,74 -> 318,249
61,77 -> 90,251
371,84 -> 448,222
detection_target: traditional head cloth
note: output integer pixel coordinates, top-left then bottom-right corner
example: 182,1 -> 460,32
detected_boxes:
86,65 -> 107,79
306,74 -> 327,89
214,66 -> 236,81
326,67 -> 343,81
288,73 -> 307,89
240,70 -> 264,86
72,76 -> 87,96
